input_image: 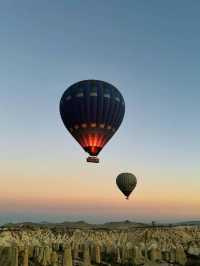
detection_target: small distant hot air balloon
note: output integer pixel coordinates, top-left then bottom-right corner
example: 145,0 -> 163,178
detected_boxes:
59,80 -> 125,163
116,173 -> 137,200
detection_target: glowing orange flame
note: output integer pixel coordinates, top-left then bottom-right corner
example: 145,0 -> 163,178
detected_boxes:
79,133 -> 108,156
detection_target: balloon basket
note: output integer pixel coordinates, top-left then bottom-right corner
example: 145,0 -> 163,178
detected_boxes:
87,156 -> 99,163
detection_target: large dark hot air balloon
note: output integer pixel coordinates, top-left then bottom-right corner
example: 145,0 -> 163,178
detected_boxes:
59,80 -> 125,163
116,173 -> 137,200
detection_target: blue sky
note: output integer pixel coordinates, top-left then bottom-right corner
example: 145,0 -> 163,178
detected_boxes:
0,1 -> 200,224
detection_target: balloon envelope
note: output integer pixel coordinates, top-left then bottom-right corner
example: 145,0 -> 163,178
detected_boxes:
116,173 -> 137,199
59,80 -> 125,158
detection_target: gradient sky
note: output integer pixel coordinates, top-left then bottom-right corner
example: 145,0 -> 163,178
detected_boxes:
1,0 -> 200,224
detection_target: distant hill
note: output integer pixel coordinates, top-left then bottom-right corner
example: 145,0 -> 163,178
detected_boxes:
1,220 -> 94,230
1,220 -> 148,230
103,220 -> 147,229
1,220 -> 199,230
175,221 -> 200,226
54,221 -> 92,228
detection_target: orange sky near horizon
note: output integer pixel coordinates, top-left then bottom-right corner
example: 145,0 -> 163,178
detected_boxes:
1,157 -> 199,222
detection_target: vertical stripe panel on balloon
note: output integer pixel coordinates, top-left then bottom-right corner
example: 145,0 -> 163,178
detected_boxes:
79,89 -> 85,125
108,90 -> 118,128
71,85 -> 80,126
104,87 -> 114,126
74,86 -> 83,126
112,92 -> 123,129
84,132 -> 89,147
102,87 -> 111,127
85,81 -> 90,125
106,89 -> 117,127
115,103 -> 125,129
96,81 -> 104,126
112,99 -> 121,129
97,133 -> 104,147
61,92 -> 72,129
90,82 -> 97,123
67,89 -> 74,129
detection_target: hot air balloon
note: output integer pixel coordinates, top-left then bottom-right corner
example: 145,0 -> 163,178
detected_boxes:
116,173 -> 137,200
59,80 -> 125,163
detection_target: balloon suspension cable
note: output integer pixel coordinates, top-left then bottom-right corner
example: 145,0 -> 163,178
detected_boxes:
86,156 -> 99,163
